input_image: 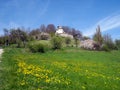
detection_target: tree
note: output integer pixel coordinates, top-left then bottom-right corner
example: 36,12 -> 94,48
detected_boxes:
93,25 -> 103,47
71,28 -> 82,47
71,28 -> 82,40
75,30 -> 82,39
29,28 -> 41,40
103,34 -> 116,50
3,28 -> 9,46
51,36 -> 63,50
73,34 -> 79,47
46,24 -> 56,37
10,28 -> 28,47
65,37 -> 71,47
115,39 -> 120,50
71,28 -> 76,35
29,29 -> 40,36
40,24 -> 46,32
0,36 -> 4,45
62,26 -> 71,34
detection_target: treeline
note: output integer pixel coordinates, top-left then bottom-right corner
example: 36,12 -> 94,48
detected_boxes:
93,25 -> 120,51
0,24 -> 120,51
0,24 -> 82,47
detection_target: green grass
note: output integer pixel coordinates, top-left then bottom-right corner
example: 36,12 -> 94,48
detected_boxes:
0,47 -> 120,90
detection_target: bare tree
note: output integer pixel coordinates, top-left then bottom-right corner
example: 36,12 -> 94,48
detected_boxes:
40,24 -> 46,32
46,24 -> 56,36
10,28 -> 28,47
62,26 -> 71,34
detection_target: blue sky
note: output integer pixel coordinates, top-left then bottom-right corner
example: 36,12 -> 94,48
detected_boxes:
0,0 -> 120,40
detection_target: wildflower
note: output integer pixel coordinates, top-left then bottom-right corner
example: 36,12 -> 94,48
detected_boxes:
35,74 -> 40,77
45,79 -> 51,83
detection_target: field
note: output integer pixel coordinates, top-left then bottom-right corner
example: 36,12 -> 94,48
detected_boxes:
0,47 -> 120,90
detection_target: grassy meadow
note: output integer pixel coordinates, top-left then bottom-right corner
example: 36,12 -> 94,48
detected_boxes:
0,47 -> 120,90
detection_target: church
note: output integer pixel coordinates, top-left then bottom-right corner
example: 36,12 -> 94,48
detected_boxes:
55,26 -> 73,38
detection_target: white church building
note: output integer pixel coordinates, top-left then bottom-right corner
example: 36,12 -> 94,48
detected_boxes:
55,26 -> 73,38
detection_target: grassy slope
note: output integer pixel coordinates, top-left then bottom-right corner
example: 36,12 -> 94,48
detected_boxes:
0,48 -> 120,90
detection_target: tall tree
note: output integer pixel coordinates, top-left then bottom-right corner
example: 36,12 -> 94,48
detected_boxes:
93,25 -> 103,46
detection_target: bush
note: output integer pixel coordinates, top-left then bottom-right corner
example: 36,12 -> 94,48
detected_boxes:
65,37 -> 71,46
28,43 -> 47,53
51,36 -> 63,50
102,44 -> 110,52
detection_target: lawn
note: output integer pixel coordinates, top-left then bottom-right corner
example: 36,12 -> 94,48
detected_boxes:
0,47 -> 120,90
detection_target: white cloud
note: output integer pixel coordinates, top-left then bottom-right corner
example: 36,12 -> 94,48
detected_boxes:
83,14 -> 120,36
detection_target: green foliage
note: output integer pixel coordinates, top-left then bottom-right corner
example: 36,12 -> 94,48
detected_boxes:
28,43 -> 48,53
93,25 -> 103,46
102,44 -> 110,52
103,34 -> 117,50
74,38 -> 79,47
73,34 -> 80,47
0,36 -> 4,46
2,28 -> 29,48
16,39 -> 22,48
51,36 -> 63,49
65,37 -> 71,46
115,39 -> 120,50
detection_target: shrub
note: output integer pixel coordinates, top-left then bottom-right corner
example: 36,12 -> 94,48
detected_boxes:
102,44 -> 110,52
51,36 -> 63,50
65,37 -> 71,46
103,34 -> 117,50
28,43 -> 47,53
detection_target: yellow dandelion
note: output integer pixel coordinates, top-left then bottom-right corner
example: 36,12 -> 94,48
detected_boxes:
45,79 -> 51,83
